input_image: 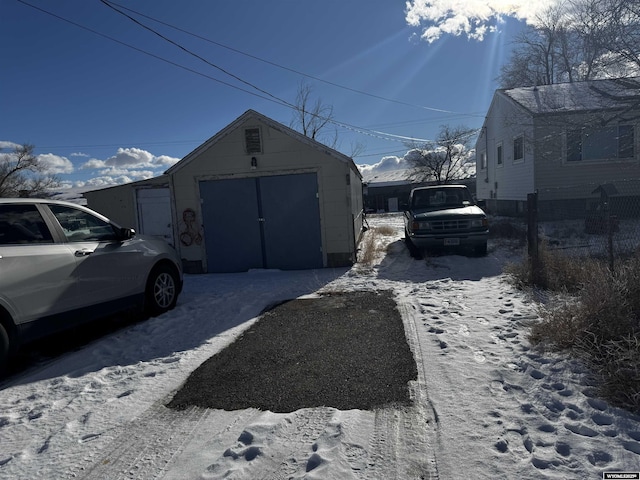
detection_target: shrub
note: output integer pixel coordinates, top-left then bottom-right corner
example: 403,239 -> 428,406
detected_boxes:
575,333 -> 640,412
358,226 -> 397,266
522,250 -> 640,413
489,218 -> 527,241
505,240 -> 603,292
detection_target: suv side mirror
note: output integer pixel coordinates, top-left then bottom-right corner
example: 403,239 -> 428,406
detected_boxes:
117,227 -> 135,240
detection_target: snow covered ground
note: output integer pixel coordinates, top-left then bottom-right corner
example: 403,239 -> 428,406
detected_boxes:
1,213 -> 640,479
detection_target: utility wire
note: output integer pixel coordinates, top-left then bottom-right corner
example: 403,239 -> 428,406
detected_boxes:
98,0 -> 434,143
99,0 -> 293,109
106,0 -> 461,115
15,0 -> 435,145
14,0 -> 291,108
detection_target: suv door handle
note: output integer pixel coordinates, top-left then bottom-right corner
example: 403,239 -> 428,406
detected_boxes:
74,249 -> 94,257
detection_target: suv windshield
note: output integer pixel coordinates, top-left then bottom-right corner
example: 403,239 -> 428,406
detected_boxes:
412,188 -> 472,209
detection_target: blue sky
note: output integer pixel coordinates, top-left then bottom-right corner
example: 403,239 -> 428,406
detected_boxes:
1,0 -> 550,191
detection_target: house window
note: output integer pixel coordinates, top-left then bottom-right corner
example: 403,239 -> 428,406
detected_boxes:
244,127 -> 262,154
567,124 -> 635,162
513,136 -> 524,162
497,143 -> 503,166
480,151 -> 487,170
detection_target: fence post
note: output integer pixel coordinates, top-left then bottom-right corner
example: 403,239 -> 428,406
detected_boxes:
527,192 -> 540,285
605,201 -> 615,273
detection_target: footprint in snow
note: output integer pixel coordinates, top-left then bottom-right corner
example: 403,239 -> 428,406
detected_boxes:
116,390 -> 133,399
564,422 -> 599,437
529,370 -> 545,380
592,413 -> 614,426
587,450 -> 613,466
622,441 -> 640,455
587,397 -> 608,411
555,442 -> 571,457
473,351 -> 486,363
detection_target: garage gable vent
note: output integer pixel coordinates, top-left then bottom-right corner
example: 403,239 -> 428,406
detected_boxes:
244,127 -> 262,154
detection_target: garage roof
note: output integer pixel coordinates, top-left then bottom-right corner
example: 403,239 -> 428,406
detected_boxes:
165,110 -> 362,179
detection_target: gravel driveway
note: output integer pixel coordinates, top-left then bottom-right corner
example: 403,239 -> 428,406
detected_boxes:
167,290 -> 417,413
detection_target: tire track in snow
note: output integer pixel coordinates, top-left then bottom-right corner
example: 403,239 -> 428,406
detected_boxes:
396,294 -> 441,480
346,280 -> 440,479
77,405 -> 258,480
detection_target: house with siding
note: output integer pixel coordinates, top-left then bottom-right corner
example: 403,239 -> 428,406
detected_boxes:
84,110 -> 364,273
476,77 -> 640,219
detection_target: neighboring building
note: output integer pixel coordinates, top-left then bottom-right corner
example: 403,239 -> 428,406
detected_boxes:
363,180 -> 416,213
476,77 -> 640,219
85,110 -> 364,273
363,178 -> 476,213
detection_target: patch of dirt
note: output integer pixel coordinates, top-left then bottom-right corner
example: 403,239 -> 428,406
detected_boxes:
167,290 -> 417,413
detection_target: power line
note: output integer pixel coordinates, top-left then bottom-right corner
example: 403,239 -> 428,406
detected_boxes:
106,0 -> 462,116
99,0 -> 292,109
16,0 -> 434,146
14,0 -> 292,108
97,0 -> 435,144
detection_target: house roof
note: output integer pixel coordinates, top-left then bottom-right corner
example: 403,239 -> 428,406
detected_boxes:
501,76 -> 640,116
165,109 -> 362,179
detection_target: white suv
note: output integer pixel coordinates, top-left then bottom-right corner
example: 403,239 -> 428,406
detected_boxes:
0,199 -> 183,372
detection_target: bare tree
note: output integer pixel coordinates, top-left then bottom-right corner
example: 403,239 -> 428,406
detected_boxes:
0,144 -> 60,198
598,0 -> 640,71
407,125 -> 477,184
290,80 -> 338,148
499,6 -> 568,88
499,0 -> 640,88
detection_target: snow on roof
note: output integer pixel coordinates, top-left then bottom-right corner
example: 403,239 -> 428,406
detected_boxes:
503,76 -> 640,115
358,167 -> 413,185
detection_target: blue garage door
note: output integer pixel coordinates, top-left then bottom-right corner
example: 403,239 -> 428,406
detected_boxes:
200,173 -> 323,272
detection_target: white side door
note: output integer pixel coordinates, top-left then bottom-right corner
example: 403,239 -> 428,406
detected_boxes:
0,204 -> 80,325
136,188 -> 174,246
46,204 -> 145,305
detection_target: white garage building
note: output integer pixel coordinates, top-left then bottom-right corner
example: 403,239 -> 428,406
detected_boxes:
84,110 -> 364,273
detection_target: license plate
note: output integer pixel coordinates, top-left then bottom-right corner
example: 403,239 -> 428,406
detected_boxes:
444,238 -> 460,246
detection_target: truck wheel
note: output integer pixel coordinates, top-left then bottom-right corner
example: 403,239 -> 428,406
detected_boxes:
145,264 -> 179,316
404,230 -> 423,259
474,242 -> 488,257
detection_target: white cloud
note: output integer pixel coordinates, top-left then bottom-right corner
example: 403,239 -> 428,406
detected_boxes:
0,141 -> 20,151
102,147 -> 180,168
83,147 -> 180,170
406,0 -> 559,42
80,159 -> 107,169
82,175 -> 135,188
358,155 -> 412,183
37,153 -> 74,174
97,168 -> 155,179
359,146 -> 477,183
154,154 -> 180,167
104,147 -> 155,168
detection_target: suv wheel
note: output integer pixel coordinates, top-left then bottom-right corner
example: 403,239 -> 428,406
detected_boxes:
0,322 -> 10,376
145,264 -> 179,316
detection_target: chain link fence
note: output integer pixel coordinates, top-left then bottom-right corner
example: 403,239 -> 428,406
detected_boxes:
526,179 -> 640,271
